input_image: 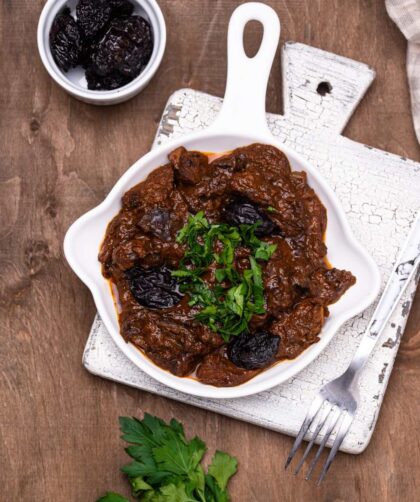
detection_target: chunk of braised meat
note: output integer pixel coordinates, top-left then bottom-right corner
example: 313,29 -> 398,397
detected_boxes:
265,263 -> 298,314
229,145 -> 291,204
223,197 -> 278,236
230,162 -> 278,206
122,164 -> 174,210
289,170 -> 328,263
99,210 -> 139,276
89,16 -> 153,78
210,151 -> 247,172
271,300 -> 324,359
264,238 -> 313,314
169,147 -> 211,185
228,331 -> 280,369
309,268 -> 356,305
50,8 -> 82,72
196,348 -> 260,386
111,236 -> 185,271
176,170 -> 231,221
125,265 -> 183,309
121,309 -> 223,376
232,144 -> 292,178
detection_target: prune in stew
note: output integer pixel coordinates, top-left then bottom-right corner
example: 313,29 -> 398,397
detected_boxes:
90,16 -> 153,78
76,0 -> 112,39
50,8 -> 83,72
126,265 -> 182,309
85,67 -> 131,90
110,0 -> 135,16
227,331 -> 280,369
138,208 -> 172,241
223,197 -> 278,236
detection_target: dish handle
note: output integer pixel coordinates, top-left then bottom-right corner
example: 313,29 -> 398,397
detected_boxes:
208,2 -> 280,137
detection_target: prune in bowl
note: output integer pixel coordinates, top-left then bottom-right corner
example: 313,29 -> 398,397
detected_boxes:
49,7 -> 83,72
76,0 -> 134,39
88,16 -> 153,84
37,0 -> 166,105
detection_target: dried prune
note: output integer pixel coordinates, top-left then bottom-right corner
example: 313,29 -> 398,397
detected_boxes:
227,330 -> 280,369
50,8 -> 82,72
76,0 -> 112,39
110,0 -> 135,16
223,197 -> 277,236
126,265 -> 182,309
85,67 -> 131,90
50,1 -> 152,91
90,16 -> 153,78
138,208 -> 172,241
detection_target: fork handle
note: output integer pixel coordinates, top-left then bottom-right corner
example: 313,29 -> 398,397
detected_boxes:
346,212 -> 420,382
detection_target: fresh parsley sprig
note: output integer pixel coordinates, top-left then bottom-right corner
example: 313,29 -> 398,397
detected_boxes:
172,212 -> 277,341
97,415 -> 238,502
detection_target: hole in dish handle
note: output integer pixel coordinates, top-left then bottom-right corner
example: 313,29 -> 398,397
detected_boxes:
209,2 -> 280,137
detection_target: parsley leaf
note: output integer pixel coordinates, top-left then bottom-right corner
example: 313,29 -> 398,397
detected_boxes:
97,493 -> 131,502
172,213 -> 277,341
204,475 -> 229,502
153,436 -> 206,476
207,451 -> 238,491
97,415 -> 237,502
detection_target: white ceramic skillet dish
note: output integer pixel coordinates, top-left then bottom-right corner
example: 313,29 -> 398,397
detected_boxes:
64,3 -> 381,399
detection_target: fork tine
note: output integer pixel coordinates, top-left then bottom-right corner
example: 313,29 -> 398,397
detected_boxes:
284,394 -> 324,470
317,412 -> 354,485
294,403 -> 333,475
305,406 -> 342,480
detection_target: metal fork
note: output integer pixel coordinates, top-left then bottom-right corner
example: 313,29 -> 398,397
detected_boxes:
285,212 -> 420,484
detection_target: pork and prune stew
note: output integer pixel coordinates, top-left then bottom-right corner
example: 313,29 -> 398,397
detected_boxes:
99,143 -> 356,386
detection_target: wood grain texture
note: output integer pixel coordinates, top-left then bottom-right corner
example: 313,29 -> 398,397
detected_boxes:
0,1 -> 419,501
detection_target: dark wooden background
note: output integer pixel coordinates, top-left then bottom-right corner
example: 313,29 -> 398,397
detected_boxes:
1,1 -> 419,500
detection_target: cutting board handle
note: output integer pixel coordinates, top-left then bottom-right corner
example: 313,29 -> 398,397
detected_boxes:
208,2 -> 280,136
281,43 -> 375,133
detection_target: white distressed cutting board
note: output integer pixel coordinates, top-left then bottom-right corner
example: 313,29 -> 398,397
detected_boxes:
83,43 -> 420,454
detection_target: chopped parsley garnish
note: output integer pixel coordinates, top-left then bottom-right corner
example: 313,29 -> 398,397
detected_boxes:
97,414 -> 238,502
172,212 -> 277,341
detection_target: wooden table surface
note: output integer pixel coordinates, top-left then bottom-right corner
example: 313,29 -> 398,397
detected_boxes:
1,1 -> 419,500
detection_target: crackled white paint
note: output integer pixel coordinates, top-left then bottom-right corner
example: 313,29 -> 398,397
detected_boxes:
83,43 -> 420,454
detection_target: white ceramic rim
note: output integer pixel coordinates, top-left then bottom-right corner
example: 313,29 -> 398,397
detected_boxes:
64,2 -> 381,398
37,0 -> 166,103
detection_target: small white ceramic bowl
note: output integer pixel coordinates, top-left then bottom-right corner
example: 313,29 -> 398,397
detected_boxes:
37,0 -> 166,105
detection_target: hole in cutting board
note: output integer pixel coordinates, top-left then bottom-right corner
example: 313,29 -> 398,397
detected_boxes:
317,81 -> 333,96
243,20 -> 264,58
